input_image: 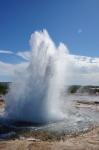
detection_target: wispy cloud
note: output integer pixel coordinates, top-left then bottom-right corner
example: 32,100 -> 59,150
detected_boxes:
16,51 -> 30,61
0,50 -> 14,54
0,49 -> 30,62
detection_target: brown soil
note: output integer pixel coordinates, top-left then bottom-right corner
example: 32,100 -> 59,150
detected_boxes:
0,127 -> 99,150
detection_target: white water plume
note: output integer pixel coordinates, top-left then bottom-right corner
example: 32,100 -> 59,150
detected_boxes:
5,30 -> 71,123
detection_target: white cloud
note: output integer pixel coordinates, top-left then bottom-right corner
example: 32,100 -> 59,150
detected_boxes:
68,55 -> 99,85
0,30 -> 99,85
16,51 -> 30,61
0,61 -> 28,79
0,61 -> 14,76
0,49 -> 31,61
0,50 -> 14,54
0,54 -> 99,85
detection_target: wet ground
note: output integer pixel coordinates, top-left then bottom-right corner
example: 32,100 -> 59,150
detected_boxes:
0,126 -> 99,150
0,94 -> 99,149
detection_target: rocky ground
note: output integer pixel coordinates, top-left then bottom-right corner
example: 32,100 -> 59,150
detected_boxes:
0,99 -> 99,150
0,127 -> 99,150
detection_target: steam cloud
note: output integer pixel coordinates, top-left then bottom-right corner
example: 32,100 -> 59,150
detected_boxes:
5,30 -> 71,123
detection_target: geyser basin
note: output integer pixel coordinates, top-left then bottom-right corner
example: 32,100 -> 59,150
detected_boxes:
0,30 -> 98,140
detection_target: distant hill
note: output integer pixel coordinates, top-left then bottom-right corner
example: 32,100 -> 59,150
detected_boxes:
0,82 -> 99,95
0,82 -> 11,95
68,85 -> 99,95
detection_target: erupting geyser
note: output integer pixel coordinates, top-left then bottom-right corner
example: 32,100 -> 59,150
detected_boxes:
5,30 -> 71,123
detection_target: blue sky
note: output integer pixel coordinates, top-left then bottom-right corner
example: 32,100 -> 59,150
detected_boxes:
0,0 -> 99,56
0,0 -> 99,82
